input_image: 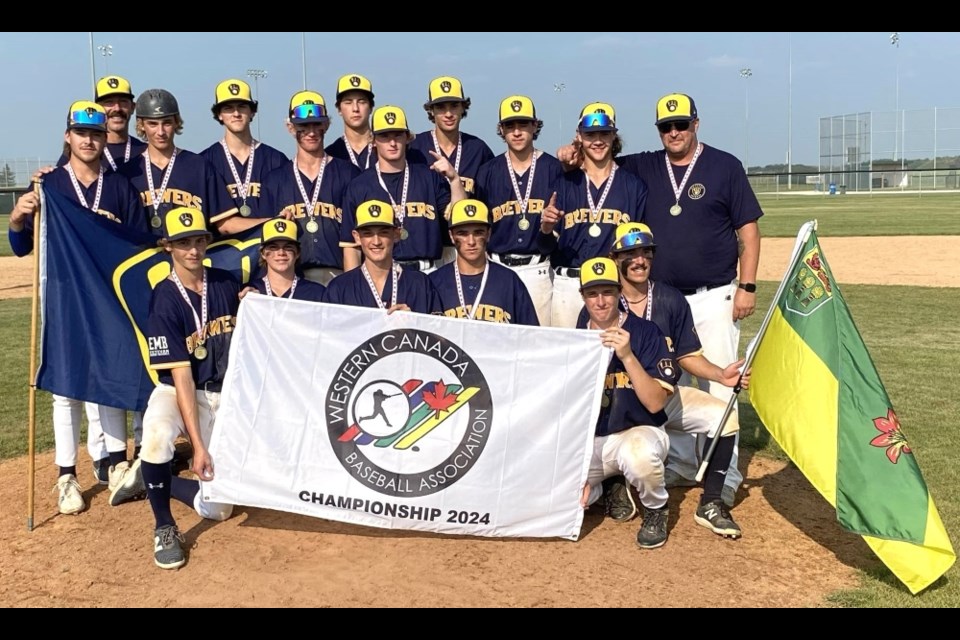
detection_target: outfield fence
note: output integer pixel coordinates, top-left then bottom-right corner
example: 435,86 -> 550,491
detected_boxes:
747,167 -> 960,197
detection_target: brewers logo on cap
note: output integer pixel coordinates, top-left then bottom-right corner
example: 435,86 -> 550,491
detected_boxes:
498,95 -> 536,123
579,257 -> 621,290
355,200 -> 397,229
426,76 -> 466,106
164,207 -> 211,241
336,73 -> 374,101
213,79 -> 257,116
95,75 -> 134,102
372,105 -> 410,135
611,222 -> 656,253
261,218 -> 299,244
66,100 -> 107,132
655,93 -> 698,125
579,102 -> 617,123
449,199 -> 491,228
289,91 -> 329,124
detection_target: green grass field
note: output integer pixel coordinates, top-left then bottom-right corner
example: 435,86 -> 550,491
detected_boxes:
1,214 -> 10,257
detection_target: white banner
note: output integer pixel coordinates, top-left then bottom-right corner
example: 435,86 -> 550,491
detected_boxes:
205,295 -> 608,540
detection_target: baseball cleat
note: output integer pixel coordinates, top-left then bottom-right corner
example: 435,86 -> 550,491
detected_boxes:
92,457 -> 110,485
55,474 -> 86,515
602,476 -> 637,522
108,458 -> 146,506
153,525 -> 186,570
694,499 -> 742,539
636,504 -> 669,549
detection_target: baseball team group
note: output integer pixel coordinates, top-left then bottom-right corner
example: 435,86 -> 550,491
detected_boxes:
7,71 -> 763,570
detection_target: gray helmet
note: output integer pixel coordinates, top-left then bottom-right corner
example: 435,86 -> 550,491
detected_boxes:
136,88 -> 180,119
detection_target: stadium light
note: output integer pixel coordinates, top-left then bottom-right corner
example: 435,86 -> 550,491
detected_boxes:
890,32 -> 901,164
98,44 -> 113,75
740,68 -> 752,173
246,68 -> 268,140
554,82 -> 566,150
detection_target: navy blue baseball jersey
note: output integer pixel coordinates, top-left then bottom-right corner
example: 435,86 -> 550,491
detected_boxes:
577,281 -> 701,358
199,141 -> 289,218
324,266 -> 442,314
147,268 -> 241,387
429,261 -> 539,325
617,145 -> 763,290
8,167 -> 148,256
252,276 -> 326,302
475,151 -> 564,256
576,312 -> 679,436
259,157 -> 360,270
56,137 -> 148,172
407,131 -> 494,197
340,165 -> 451,262
545,168 -> 646,268
119,149 -> 237,237
325,137 -> 377,171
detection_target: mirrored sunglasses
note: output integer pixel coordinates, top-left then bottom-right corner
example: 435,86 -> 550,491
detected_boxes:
614,231 -> 656,252
579,113 -> 614,130
70,109 -> 107,127
291,104 -> 327,120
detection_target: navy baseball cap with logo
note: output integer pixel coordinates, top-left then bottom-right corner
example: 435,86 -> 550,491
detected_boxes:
164,207 -> 211,241
655,93 -> 698,125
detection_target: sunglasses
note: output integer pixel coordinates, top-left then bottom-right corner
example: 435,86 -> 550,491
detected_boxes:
290,104 -> 327,120
70,109 -> 107,128
657,120 -> 692,134
579,113 -> 615,130
614,231 -> 656,253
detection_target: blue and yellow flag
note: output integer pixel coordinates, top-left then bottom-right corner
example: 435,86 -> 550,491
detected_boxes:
36,186 -> 261,411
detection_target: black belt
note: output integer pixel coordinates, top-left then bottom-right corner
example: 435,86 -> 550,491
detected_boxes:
555,266 -> 581,278
201,381 -> 222,393
676,282 -> 729,296
498,254 -> 545,267
397,259 -> 438,272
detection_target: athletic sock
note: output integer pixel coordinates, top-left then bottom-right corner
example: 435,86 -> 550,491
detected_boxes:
59,465 -> 77,478
108,450 -> 127,468
142,461 -> 175,529
171,475 -> 200,508
701,435 -> 736,505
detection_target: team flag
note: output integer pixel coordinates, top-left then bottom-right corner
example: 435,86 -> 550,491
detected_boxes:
35,185 -> 261,411
748,221 -> 955,594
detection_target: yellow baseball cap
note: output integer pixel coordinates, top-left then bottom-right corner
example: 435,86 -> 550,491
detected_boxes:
66,101 -> 107,132
289,91 -> 329,124
426,76 -> 466,106
95,75 -> 134,102
355,200 -> 396,229
611,222 -> 656,253
499,95 -> 537,123
449,199 -> 491,228
212,79 -> 257,115
655,93 -> 698,125
261,218 -> 299,245
336,74 -> 374,102
163,207 -> 210,241
580,102 -> 617,122
579,257 -> 621,291
371,106 -> 410,135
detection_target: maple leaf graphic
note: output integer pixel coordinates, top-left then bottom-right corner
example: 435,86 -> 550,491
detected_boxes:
423,380 -> 458,418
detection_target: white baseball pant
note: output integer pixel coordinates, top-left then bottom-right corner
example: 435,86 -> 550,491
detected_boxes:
488,254 -> 553,326
550,271 -> 583,329
583,425 -> 670,510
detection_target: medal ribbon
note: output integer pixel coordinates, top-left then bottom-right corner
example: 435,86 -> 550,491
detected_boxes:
620,281 -> 654,322
431,131 -> 462,174
665,142 -> 703,209
375,164 -> 410,230
144,149 -> 178,218
263,275 -> 298,299
293,156 -> 328,221
65,165 -> 104,212
506,151 -> 537,215
361,263 -> 400,309
585,165 -> 617,223
103,137 -> 132,171
344,136 -> 373,170
221,139 -> 256,203
454,261 -> 490,321
170,268 -> 208,351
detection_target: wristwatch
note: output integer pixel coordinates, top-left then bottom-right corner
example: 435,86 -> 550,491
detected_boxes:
738,282 -> 757,293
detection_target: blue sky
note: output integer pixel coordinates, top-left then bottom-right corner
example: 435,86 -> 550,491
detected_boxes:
1,32 -> 954,169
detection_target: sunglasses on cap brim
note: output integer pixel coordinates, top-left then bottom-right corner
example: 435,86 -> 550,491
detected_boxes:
70,109 -> 107,128
291,104 -> 327,120
579,113 -> 615,130
613,231 -> 656,252
656,120 -> 692,134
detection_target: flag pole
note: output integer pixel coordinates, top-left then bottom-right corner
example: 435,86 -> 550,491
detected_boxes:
26,180 -> 43,531
695,220 -> 818,482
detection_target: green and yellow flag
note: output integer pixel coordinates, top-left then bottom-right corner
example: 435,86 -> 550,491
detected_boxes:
749,222 -> 955,594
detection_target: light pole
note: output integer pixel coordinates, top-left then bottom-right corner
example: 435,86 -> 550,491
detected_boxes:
787,36 -> 792,189
553,82 -> 566,150
88,33 -> 96,96
246,68 -> 268,140
890,32 -> 901,166
300,32 -> 307,89
98,44 -> 113,75
740,68 -> 752,173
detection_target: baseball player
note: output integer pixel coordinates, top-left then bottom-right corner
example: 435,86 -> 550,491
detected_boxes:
324,199 -> 442,314
259,91 -> 360,285
118,88 -> 240,238
200,78 -> 288,223
429,199 -> 538,325
407,76 -> 494,198
339,105 -> 466,273
474,95 -> 563,326
542,103 -> 645,329
325,74 -> 377,170
136,206 -> 241,570
7,100 -> 148,514
249,218 -> 326,302
578,223 -> 745,537
576,257 -> 680,549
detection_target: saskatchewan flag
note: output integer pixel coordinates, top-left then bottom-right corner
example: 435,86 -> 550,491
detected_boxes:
748,221 -> 955,594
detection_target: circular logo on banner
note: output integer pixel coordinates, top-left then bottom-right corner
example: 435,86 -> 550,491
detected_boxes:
326,329 -> 493,497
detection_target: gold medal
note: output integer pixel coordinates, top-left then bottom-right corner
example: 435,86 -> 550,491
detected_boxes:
518,218 -> 530,231
588,224 -> 602,238
239,204 -> 252,217
400,228 -> 409,241
194,344 -> 208,360
670,204 -> 682,216
305,219 -> 319,234
150,215 -> 162,229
